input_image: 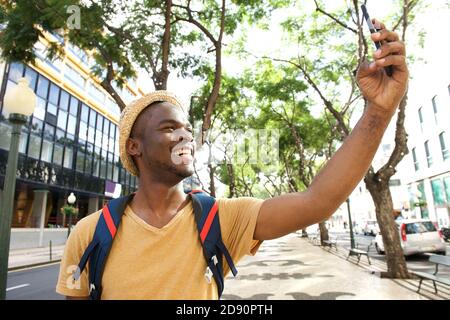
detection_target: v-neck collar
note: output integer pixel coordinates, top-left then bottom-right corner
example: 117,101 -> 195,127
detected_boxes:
124,201 -> 193,232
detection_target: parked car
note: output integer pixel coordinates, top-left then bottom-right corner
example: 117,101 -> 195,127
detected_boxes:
353,223 -> 363,235
363,220 -> 380,236
374,219 -> 447,256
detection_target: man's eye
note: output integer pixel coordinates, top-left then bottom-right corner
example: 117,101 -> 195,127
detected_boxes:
164,127 -> 175,132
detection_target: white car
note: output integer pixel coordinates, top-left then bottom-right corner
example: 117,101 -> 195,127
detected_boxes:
374,219 -> 447,256
363,220 -> 380,236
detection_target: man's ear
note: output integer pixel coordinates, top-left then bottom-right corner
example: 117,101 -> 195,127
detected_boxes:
126,137 -> 142,158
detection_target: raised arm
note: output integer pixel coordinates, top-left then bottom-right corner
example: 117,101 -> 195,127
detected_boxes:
254,21 -> 408,240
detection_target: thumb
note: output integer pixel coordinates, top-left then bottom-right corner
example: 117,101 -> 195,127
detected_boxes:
356,59 -> 376,79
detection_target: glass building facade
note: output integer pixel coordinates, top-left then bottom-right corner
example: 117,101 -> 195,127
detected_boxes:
0,62 -> 138,228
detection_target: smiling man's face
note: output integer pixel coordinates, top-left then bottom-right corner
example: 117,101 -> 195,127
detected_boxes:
126,101 -> 195,182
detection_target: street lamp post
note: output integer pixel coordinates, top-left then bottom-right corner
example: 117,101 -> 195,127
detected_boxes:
346,198 -> 356,250
0,78 -> 36,300
67,192 -> 77,237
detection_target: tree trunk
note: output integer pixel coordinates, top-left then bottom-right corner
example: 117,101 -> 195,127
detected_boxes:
226,163 -> 236,198
154,0 -> 172,90
318,221 -> 329,246
365,175 -> 411,278
208,163 -> 216,197
201,0 -> 225,144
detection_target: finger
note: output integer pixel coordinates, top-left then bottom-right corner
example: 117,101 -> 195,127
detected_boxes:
372,19 -> 386,30
371,29 -> 399,43
373,41 -> 406,59
372,55 -> 407,72
356,60 -> 375,78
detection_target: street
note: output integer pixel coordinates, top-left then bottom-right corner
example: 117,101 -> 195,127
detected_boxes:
6,263 -> 63,300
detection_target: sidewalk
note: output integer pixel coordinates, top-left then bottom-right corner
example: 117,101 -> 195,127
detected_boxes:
8,244 -> 65,270
223,233 -> 449,300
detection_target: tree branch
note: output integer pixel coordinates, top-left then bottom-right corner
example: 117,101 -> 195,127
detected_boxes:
313,0 -> 357,34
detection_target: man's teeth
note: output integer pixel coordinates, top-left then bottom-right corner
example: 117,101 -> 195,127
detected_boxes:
176,148 -> 191,156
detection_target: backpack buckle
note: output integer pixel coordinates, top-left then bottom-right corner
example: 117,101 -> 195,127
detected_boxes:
212,255 -> 218,265
204,267 -> 213,284
89,283 -> 96,294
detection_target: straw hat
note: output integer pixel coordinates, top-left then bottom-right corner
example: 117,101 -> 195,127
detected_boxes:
119,90 -> 186,176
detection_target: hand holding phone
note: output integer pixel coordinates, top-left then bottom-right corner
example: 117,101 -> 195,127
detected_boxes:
361,4 -> 393,77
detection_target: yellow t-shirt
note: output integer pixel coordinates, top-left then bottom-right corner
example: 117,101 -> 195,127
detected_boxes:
56,197 -> 264,299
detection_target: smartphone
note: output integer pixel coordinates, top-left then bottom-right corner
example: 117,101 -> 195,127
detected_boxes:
361,4 -> 393,77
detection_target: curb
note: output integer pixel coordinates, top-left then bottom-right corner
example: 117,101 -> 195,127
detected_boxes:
8,259 -> 61,272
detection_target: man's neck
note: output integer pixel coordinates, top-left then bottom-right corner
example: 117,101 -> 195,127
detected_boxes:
130,174 -> 189,227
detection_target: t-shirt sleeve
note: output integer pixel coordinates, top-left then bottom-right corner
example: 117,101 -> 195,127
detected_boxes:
217,197 -> 264,271
55,211 -> 100,297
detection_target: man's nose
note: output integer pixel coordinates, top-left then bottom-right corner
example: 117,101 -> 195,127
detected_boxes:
178,130 -> 193,142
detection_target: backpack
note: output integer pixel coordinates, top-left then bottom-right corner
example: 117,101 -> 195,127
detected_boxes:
73,190 -> 237,300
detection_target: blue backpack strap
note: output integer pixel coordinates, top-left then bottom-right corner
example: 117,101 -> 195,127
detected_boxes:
189,190 -> 237,298
75,193 -> 134,300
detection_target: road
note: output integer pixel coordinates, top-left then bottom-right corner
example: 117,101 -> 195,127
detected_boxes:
6,263 -> 63,300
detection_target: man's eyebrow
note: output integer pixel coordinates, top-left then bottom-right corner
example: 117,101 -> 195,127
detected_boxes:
158,119 -> 192,127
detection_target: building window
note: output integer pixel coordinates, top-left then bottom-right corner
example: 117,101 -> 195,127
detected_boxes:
89,82 -> 106,104
47,102 -> 58,116
69,97 -> 79,116
444,176 -> 450,203
56,129 -> 65,144
439,132 -> 449,161
59,90 -> 70,111
34,97 -> 46,121
63,146 -> 73,169
24,67 -> 38,91
431,179 -> 446,206
0,122 -> 12,150
431,96 -> 438,123
53,144 -> 63,166
80,104 -> 89,123
57,110 -> 68,130
64,64 -> 85,90
93,146 -> 101,177
8,62 -> 24,82
36,76 -> 49,99
76,146 -> 85,172
96,114 -> 104,132
417,181 -> 429,219
418,107 -> 424,131
67,115 -> 77,135
79,121 -> 87,142
85,143 -> 94,175
424,140 -> 433,167
100,160 -> 107,179
96,129 -> 103,147
89,109 -> 97,127
49,83 -> 60,105
28,134 -> 41,159
41,123 -> 55,163
28,118 -> 43,159
412,147 -> 419,171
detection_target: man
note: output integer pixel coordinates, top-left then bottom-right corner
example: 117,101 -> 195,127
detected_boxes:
56,20 -> 408,299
